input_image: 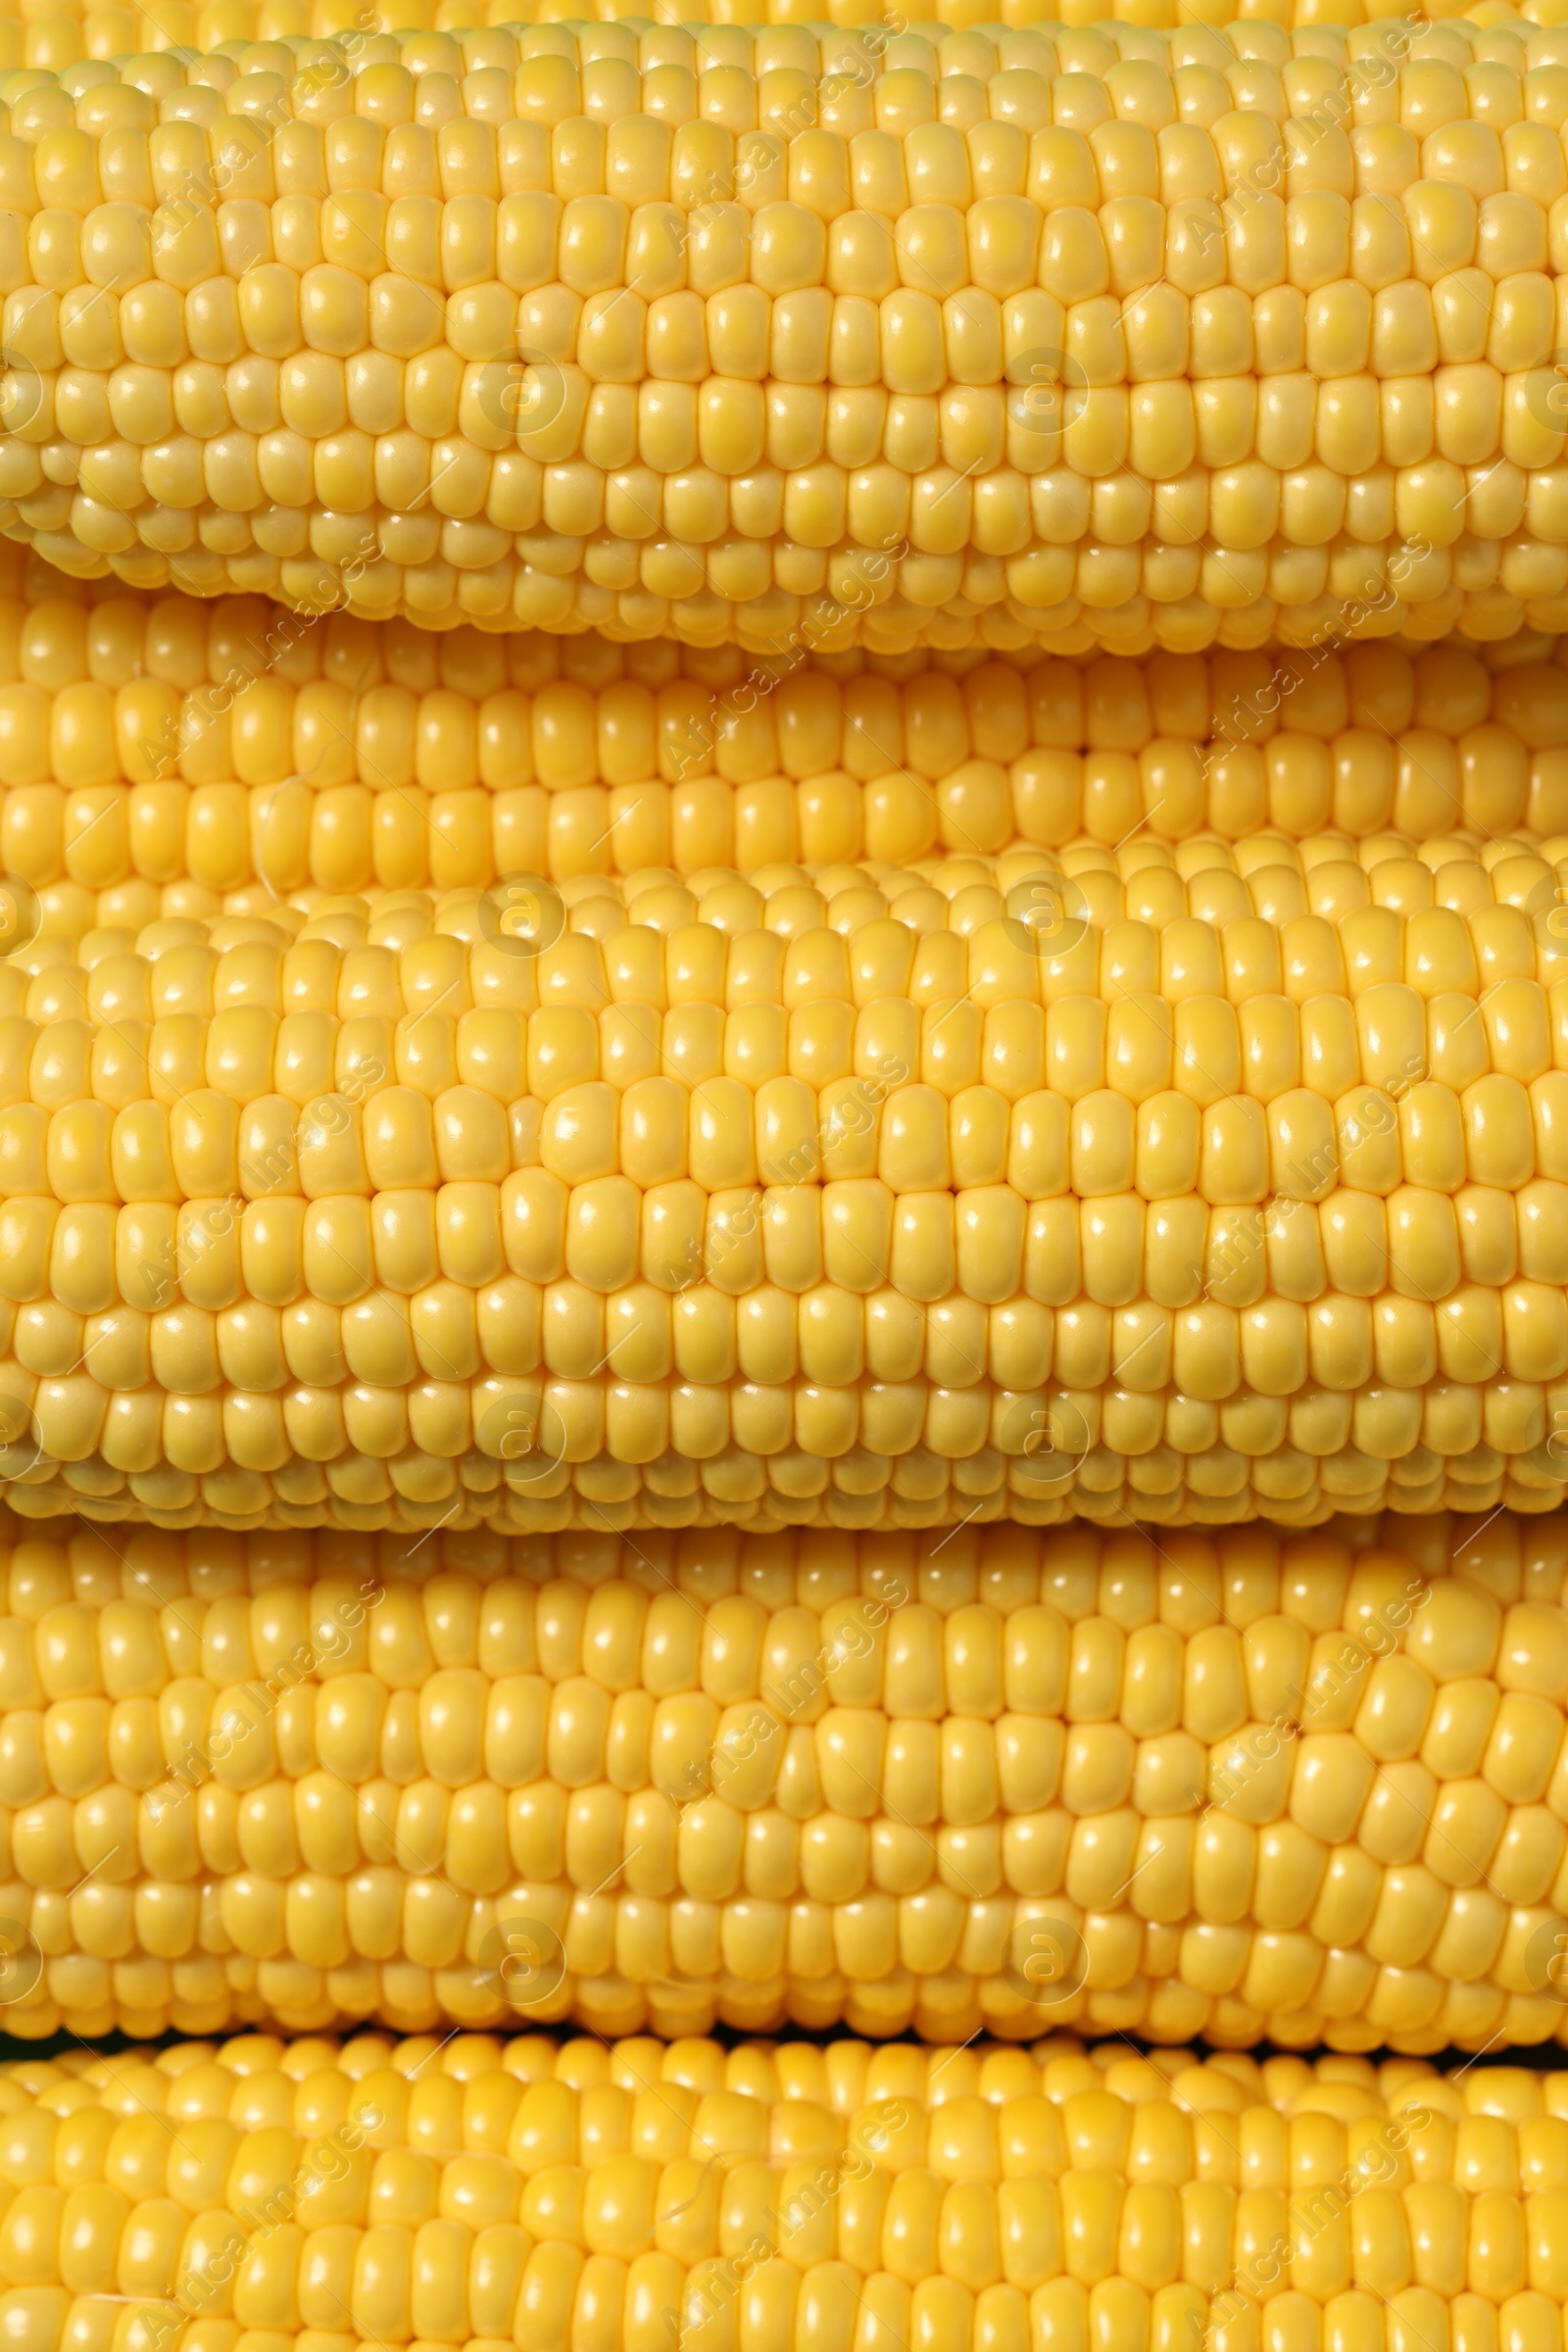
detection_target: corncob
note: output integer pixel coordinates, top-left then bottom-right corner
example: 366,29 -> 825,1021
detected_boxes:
0,2032 -> 1477,2352
4,575 -> 1568,922
1,20 -> 1564,643
0,1509 -> 1560,2046
17,855 -> 1568,1526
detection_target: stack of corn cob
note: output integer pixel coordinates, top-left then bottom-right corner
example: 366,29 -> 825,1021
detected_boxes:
0,25 -> 1567,2345
0,0 -> 1563,1535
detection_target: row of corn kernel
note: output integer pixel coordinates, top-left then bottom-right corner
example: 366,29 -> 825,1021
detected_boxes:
51,361 -> 1568,526
0,1426 -> 1521,1529
8,756 -> 1568,910
76,1867 -> 1558,2041
28,519 -> 1565,654
25,963 -> 1568,1152
33,1788 -> 1542,1976
37,1768 -> 1557,1989
143,842 -> 1568,950
2,27 -> 1547,155
2,20 -> 1525,108
31,898 -> 1568,1068
15,861 -> 1083,949
0,1507 -> 1532,1613
0,1533 -> 1546,1804
0,1433 -> 1539,1537
31,82 -> 1564,268
45,1640 -> 1535,1826
24,422 -> 1568,553
33,879 -> 1568,1020
21,52 -> 1530,176
400,841 -> 1568,933
6,424 -> 1507,545
0,592 -> 1546,745
32,524 -> 1564,654
30,24 -> 1384,105
0,1560 -> 1500,1727
49,188 -> 1556,337
20,1218 -> 1568,1385
14,1204 -> 1568,1384
0,25 -> 1530,163
6,1288 -> 1559,1438
23,1002 -> 1568,1191
5,748 -> 1564,901
34,1176 -> 1568,1325
40,884 -> 1568,1052
6,17 -> 1478,121
1,597 -> 1552,779
17,1165 -> 1568,1366
0,1855 -> 1536,2050
30,882 -> 1568,1015
0,1527 -> 1504,1684
0,2017 -> 1483,2117
6,1806 -> 1556,2025
27,463 -> 1568,618
0,1304 -> 1562,1468
5,0 -> 1550,83
18,838 -> 1568,956
27,180 -> 1565,331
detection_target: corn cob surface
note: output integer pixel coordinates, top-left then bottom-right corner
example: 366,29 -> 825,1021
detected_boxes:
13,855 -> 1568,1525
3,22 -> 1567,642
0,1509 -> 1561,2046
4,570 -> 1568,918
0,2027 -> 1487,2352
